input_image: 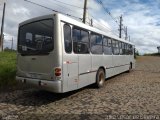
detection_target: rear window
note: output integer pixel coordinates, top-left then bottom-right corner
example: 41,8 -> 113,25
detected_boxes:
18,19 -> 54,55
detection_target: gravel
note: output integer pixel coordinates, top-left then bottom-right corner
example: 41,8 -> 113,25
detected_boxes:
0,56 -> 160,120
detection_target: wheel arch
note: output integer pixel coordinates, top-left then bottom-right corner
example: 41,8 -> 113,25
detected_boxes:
98,66 -> 106,77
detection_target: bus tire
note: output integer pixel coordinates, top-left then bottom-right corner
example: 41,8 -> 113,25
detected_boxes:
128,63 -> 132,73
95,69 -> 105,88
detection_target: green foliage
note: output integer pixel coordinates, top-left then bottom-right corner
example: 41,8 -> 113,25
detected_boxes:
144,53 -> 160,56
0,51 -> 17,88
134,49 -> 140,59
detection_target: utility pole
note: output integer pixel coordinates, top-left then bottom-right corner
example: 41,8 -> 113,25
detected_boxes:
83,0 -> 88,24
0,2 -> 6,52
119,15 -> 123,38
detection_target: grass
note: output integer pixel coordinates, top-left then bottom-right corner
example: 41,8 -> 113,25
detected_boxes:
0,51 -> 17,89
144,53 -> 160,56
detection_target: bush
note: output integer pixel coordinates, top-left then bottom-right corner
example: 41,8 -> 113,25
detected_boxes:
0,51 -> 17,88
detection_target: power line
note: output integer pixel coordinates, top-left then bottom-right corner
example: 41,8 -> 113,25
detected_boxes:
87,12 -> 119,37
49,1 -> 83,14
93,21 -> 119,37
53,0 -> 83,9
24,0 -> 120,37
88,12 -> 111,30
24,0 -> 53,11
24,0 -> 82,20
88,13 -> 111,31
95,0 -> 130,40
95,0 -> 119,26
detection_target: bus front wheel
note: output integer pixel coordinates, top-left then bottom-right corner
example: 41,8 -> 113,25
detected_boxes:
95,69 -> 105,88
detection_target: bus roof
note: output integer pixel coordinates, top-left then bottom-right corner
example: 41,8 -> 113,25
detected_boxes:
19,13 -> 134,45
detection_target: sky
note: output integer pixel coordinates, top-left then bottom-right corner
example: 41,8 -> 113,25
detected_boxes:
0,0 -> 160,54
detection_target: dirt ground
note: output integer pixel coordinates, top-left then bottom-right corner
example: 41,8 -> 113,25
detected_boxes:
0,56 -> 160,120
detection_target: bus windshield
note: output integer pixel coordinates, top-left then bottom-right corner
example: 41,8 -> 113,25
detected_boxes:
18,19 -> 54,55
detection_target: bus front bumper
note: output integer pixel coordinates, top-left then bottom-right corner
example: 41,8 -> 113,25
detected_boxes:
16,76 -> 62,93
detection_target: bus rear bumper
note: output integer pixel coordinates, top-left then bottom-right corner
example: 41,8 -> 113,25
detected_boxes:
16,76 -> 62,93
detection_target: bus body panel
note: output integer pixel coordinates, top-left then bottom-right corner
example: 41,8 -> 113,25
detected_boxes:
78,54 -> 92,89
63,53 -> 79,92
16,76 -> 62,93
103,55 -> 114,78
112,55 -> 129,75
17,52 -> 57,80
91,55 -> 104,71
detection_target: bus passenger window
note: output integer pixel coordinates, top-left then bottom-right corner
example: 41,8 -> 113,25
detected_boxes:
127,44 -> 130,55
124,43 -> 128,55
64,24 -> 72,53
73,27 -> 89,54
129,45 -> 133,55
122,42 -> 125,55
103,37 -> 112,55
112,40 -> 119,55
90,33 -> 103,54
116,41 -> 120,55
108,39 -> 112,47
119,42 -> 123,55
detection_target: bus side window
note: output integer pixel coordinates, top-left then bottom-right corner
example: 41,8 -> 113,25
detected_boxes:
72,27 -> 89,54
113,40 -> 119,55
103,37 -> 112,55
64,24 -> 72,53
129,45 -> 133,55
127,44 -> 130,55
108,39 -> 112,47
132,45 -> 134,55
112,40 -> 116,55
122,42 -> 125,55
125,43 -> 128,55
90,33 -> 103,54
119,42 -> 123,55
108,39 -> 113,54
116,41 -> 120,55
80,30 -> 89,54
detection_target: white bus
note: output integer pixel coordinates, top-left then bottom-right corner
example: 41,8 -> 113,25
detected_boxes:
16,13 -> 135,93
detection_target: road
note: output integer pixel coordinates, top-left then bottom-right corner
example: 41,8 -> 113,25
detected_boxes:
0,56 -> 160,120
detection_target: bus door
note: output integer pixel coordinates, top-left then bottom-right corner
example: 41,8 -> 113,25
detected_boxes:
72,28 -> 91,89
63,24 -> 78,92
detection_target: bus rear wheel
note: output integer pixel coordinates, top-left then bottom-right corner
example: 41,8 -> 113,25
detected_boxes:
96,69 -> 105,88
128,64 -> 132,73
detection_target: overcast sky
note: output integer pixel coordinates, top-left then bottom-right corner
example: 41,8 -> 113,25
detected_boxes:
0,0 -> 160,54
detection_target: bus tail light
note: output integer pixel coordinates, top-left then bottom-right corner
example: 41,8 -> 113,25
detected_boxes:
55,67 -> 61,76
